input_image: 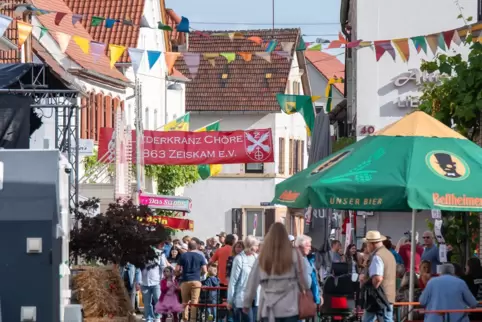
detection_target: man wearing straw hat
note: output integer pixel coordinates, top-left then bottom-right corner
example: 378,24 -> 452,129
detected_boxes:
361,231 -> 396,322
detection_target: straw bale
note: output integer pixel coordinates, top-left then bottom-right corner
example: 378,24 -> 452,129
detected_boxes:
72,265 -> 133,318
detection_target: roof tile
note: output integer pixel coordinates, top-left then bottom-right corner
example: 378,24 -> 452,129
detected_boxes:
175,28 -> 300,112
63,0 -> 144,63
304,51 -> 345,94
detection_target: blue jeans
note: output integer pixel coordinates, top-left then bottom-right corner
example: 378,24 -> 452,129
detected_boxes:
141,284 -> 161,321
362,304 -> 393,322
234,307 -> 257,322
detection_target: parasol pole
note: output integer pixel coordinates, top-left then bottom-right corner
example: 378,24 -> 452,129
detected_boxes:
408,208 -> 416,321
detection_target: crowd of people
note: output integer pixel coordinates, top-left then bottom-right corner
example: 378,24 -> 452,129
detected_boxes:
120,227 -> 482,322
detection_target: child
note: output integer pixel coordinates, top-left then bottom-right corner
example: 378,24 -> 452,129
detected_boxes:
201,263 -> 220,321
155,267 -> 183,322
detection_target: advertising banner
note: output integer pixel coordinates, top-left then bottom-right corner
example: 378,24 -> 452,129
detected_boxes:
139,216 -> 194,231
98,127 -> 274,165
139,193 -> 192,213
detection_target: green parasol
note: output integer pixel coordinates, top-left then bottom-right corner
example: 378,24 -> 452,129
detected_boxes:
273,111 -> 482,212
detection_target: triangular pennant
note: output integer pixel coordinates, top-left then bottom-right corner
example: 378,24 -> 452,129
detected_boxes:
105,18 -> 117,28
281,41 -> 294,52
265,39 -> 278,52
411,36 -> 427,54
247,36 -> 263,45
72,35 -> 90,54
426,34 -> 439,55
228,32 -> 235,41
437,33 -> 446,51
347,40 -> 361,48
452,31 -> 462,46
327,40 -> 343,49
16,21 -> 33,48
374,40 -> 395,61
91,16 -> 104,27
72,14 -> 83,26
443,30 -> 455,49
54,12 -> 67,26
177,16 -> 190,33
158,22 -> 173,31
127,48 -> 144,75
296,37 -> 306,51
311,96 -> 322,102
165,52 -> 181,74
392,38 -> 410,62
38,26 -> 48,40
183,53 -> 200,78
122,19 -> 133,26
338,32 -> 348,44
55,32 -> 71,53
274,51 -> 291,60
109,44 -> 126,68
238,52 -> 252,62
0,14 -> 12,38
203,53 -> 218,67
90,41 -> 106,62
359,41 -> 372,48
255,52 -> 271,63
220,52 -> 235,63
139,15 -> 151,28
307,43 -> 322,51
146,50 -> 161,69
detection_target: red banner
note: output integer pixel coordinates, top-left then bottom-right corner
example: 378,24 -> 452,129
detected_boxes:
98,127 -> 274,165
138,216 -> 194,231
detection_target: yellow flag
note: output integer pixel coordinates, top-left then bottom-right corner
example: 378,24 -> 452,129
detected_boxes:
73,35 -> 90,54
55,32 -> 71,53
109,44 -> 126,68
17,21 -> 33,48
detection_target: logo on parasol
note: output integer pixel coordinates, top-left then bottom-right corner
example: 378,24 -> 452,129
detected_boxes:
426,151 -> 469,181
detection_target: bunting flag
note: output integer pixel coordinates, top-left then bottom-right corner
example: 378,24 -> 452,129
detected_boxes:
276,94 -> 315,136
105,18 -> 117,28
72,14 -> 83,25
157,22 -> 173,31
183,53 -> 200,78
177,16 -> 190,33
220,52 -> 235,64
204,53 -> 219,67
56,32 -> 71,53
16,21 -> 33,48
255,52 -> 271,63
296,37 -> 306,51
275,51 -> 290,60
91,41 -> 106,62
265,40 -> 278,52
453,31 -> 462,46
327,32 -> 348,49
165,52 -> 181,74
392,38 -> 410,62
248,36 -> 263,45
54,12 -> 67,26
307,43 -> 322,51
128,47 -> 144,74
195,120 -> 222,179
437,33 -> 446,51
109,44 -> 125,68
147,50 -> 161,69
443,30 -> 455,49
38,26 -> 48,40
311,96 -> 322,102
238,52 -> 252,62
91,16 -> 104,27
426,34 -> 439,55
411,36 -> 428,54
324,77 -> 344,112
0,14 -> 12,38
162,113 -> 190,131
281,41 -> 294,52
374,40 -> 396,61
139,15 -> 151,28
72,35 -> 90,54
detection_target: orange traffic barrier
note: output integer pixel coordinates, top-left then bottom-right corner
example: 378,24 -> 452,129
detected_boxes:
417,308 -> 482,314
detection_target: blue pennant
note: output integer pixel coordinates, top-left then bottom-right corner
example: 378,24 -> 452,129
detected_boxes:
147,51 -> 162,69
177,16 -> 190,33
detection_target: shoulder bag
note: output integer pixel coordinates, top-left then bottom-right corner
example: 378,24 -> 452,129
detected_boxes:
295,250 -> 317,319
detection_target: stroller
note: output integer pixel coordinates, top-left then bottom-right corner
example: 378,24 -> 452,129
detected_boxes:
320,263 -> 359,322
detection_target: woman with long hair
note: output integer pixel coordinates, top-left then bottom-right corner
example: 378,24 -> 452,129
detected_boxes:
243,223 -> 312,322
226,241 -> 244,284
419,260 -> 432,289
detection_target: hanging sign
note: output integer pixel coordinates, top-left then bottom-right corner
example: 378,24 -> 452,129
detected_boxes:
431,209 -> 442,220
98,128 -> 274,165
140,215 -> 194,231
433,219 -> 445,244
139,193 -> 192,213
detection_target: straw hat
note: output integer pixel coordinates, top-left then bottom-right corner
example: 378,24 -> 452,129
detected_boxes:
363,230 -> 386,243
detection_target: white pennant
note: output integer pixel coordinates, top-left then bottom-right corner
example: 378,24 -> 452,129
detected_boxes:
128,48 -> 145,75
255,52 -> 271,63
452,30 -> 462,46
281,41 -> 294,52
55,32 -> 71,53
0,14 -> 12,38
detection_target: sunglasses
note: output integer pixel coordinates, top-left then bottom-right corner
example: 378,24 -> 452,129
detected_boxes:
422,236 -> 431,239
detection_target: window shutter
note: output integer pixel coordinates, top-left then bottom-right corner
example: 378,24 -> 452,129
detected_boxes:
81,96 -> 88,139
289,139 -> 294,175
231,208 -> 243,239
95,93 -> 103,142
278,137 -> 285,174
264,209 -> 275,235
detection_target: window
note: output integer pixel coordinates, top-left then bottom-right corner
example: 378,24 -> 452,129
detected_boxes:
315,103 -> 324,115
245,163 -> 264,174
246,210 -> 264,238
293,81 -> 300,95
278,137 -> 285,174
289,139 -> 305,174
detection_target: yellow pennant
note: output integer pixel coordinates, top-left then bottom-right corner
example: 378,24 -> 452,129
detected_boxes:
73,35 -> 90,54
109,44 -> 126,68
311,96 -> 322,102
17,21 -> 33,48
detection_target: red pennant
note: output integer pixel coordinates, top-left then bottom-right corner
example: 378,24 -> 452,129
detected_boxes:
347,40 -> 361,48
54,12 -> 67,26
443,30 -> 455,49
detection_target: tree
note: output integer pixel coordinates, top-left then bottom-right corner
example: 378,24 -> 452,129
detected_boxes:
70,198 -> 168,267
419,27 -> 481,263
144,165 -> 199,195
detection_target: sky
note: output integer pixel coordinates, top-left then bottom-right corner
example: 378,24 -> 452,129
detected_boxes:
166,0 -> 345,58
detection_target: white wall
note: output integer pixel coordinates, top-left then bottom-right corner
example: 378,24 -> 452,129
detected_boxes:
306,63 -> 344,111
356,0 -> 476,140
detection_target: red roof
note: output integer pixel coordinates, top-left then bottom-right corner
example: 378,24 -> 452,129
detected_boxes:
63,0 -> 145,63
304,51 -> 345,94
175,28 -> 300,112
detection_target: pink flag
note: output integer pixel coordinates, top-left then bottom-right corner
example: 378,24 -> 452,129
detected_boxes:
183,53 -> 200,79
91,41 -> 106,62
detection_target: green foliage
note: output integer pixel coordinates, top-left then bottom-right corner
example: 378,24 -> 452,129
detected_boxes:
333,136 -> 356,152
82,149 -> 114,182
144,165 -> 199,195
70,198 -> 168,267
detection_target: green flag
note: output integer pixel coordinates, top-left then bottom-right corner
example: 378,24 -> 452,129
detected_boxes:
195,121 -> 222,179
158,22 -> 173,31
296,37 -> 307,51
276,94 -> 315,136
38,26 -> 48,40
163,113 -> 190,131
91,16 -> 104,27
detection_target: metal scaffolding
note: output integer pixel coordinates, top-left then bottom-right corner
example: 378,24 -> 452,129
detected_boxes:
0,64 -> 80,208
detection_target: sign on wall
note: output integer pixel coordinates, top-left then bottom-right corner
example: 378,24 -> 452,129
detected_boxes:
392,68 -> 443,108
356,125 -> 376,137
70,139 -> 94,156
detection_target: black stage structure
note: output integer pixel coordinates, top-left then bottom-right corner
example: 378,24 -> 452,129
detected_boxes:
0,63 -> 80,208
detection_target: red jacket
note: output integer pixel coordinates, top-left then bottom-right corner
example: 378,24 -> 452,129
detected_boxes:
398,243 -> 423,273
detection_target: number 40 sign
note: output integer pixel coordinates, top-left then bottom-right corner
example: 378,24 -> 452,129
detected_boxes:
356,125 -> 375,137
